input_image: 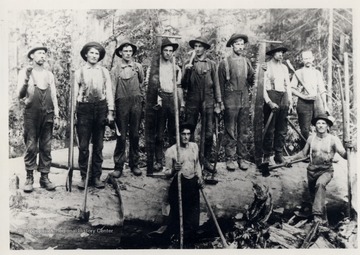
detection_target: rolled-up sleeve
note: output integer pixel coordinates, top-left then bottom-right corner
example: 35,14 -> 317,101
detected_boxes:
103,68 -> 114,111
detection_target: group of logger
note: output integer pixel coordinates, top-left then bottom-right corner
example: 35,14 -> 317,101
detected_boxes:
17,32 -> 354,245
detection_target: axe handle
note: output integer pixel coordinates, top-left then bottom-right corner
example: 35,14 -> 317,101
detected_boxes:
268,157 -> 309,170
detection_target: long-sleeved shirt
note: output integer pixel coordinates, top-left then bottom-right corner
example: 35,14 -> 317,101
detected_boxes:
263,59 -> 292,104
165,142 -> 202,179
74,62 -> 114,110
182,56 -> 222,106
290,66 -> 326,97
218,53 -> 255,106
111,59 -> 145,101
17,67 -> 59,116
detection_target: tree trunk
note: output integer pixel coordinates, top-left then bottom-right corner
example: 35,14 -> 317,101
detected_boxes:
327,9 -> 333,113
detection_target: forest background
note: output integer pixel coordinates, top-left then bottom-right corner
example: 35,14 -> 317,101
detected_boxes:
7,8 -> 355,162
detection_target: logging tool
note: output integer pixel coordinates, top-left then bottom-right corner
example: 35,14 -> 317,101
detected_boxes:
156,33 -> 185,249
286,116 -> 307,143
200,188 -> 230,248
66,69 -> 76,192
268,157 -> 309,170
78,136 -> 93,222
339,55 -> 353,219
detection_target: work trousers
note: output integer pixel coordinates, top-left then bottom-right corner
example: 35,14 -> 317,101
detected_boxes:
114,95 -> 142,170
263,91 -> 289,155
77,100 -> 107,178
223,91 -> 249,160
155,92 -> 176,163
297,98 -> 315,147
307,165 -> 334,219
168,174 -> 200,242
24,108 -> 54,173
185,101 -> 214,160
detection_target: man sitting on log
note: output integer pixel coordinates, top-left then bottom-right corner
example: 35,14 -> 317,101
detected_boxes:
164,123 -> 204,243
286,114 -> 351,225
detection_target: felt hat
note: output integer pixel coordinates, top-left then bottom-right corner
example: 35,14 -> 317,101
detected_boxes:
115,40 -> 137,58
180,122 -> 195,133
311,113 -> 334,127
80,42 -> 106,62
161,38 -> 179,51
27,44 -> 48,59
266,44 -> 288,56
226,33 -> 248,47
189,37 -> 211,50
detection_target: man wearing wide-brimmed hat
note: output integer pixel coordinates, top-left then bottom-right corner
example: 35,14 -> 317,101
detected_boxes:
287,113 -> 351,225
181,36 -> 223,173
290,50 -> 330,147
218,33 -> 255,171
262,44 -> 293,165
17,43 -> 60,193
74,41 -> 114,189
110,40 -> 145,178
145,38 -> 184,173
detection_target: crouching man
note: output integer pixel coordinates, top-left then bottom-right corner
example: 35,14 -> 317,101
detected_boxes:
286,114 -> 352,224
164,123 -> 204,244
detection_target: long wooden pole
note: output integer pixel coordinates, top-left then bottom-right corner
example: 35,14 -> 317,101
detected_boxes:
343,52 -> 352,218
172,55 -> 183,249
327,9 -> 333,113
66,69 -> 75,192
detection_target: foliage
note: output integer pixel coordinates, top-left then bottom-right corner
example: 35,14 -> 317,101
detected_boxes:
8,9 -> 354,159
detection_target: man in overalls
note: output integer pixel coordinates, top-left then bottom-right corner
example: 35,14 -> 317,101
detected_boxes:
287,114 -> 350,224
74,42 -> 114,189
17,44 -> 60,193
218,33 -> 255,171
110,40 -> 145,178
182,37 -> 223,172
263,45 -> 293,164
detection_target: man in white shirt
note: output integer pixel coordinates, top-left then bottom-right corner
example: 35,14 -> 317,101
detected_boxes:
290,50 -> 329,147
74,42 -> 114,189
263,45 -> 293,164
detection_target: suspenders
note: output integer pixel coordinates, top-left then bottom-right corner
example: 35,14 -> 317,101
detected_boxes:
309,135 -> 332,164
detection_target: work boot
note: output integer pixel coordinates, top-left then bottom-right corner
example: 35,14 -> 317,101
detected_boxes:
93,177 -> 105,189
78,177 -> 86,190
237,159 -> 249,171
39,173 -> 56,191
131,166 -> 142,176
203,160 -> 215,173
226,160 -> 236,171
23,171 -> 34,193
274,152 -> 285,164
263,155 -> 271,165
110,169 -> 123,178
153,162 -> 163,172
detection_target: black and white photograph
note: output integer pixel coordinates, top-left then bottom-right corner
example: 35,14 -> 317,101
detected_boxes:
2,0 -> 358,252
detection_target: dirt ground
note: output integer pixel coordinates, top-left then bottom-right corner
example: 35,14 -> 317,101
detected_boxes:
8,141 -> 357,249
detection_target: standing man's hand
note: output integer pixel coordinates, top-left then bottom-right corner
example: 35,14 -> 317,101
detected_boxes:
214,102 -> 224,115
261,63 -> 267,71
324,104 -> 330,115
107,110 -> 115,128
174,162 -> 182,172
198,177 -> 205,189
185,63 -> 193,70
268,101 -> 279,111
25,66 -> 33,79
54,116 -> 60,130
